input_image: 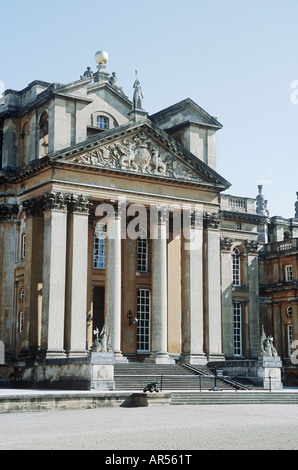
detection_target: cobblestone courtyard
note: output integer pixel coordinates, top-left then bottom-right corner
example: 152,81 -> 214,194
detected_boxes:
1,403 -> 298,450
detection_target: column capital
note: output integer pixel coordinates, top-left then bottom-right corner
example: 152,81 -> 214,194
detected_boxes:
203,211 -> 221,229
42,191 -> 69,212
0,203 -> 19,222
23,197 -> 44,218
67,194 -> 91,215
105,199 -> 128,218
245,239 -> 260,254
220,237 -> 234,252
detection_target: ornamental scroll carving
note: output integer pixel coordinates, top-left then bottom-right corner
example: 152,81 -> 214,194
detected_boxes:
72,132 -> 200,181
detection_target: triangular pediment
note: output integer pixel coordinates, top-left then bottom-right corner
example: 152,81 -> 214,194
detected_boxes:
56,121 -> 229,188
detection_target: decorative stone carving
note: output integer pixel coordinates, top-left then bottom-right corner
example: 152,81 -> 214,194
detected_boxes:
132,74 -> 144,110
93,323 -> 110,353
220,237 -> 234,252
0,203 -> 19,222
67,194 -> 91,214
261,325 -> 278,357
245,239 -> 260,254
23,198 -> 44,218
42,191 -> 69,212
203,212 -> 221,229
72,131 -> 200,182
256,185 -> 269,217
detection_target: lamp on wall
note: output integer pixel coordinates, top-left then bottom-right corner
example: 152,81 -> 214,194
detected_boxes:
127,310 -> 138,326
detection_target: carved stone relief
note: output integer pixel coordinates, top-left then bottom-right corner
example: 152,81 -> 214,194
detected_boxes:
72,131 -> 200,182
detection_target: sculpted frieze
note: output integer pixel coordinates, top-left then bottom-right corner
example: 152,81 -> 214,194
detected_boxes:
72,131 -> 200,182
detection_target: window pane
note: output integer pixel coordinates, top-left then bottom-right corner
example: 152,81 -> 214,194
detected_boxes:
93,224 -> 106,269
97,116 -> 109,129
137,237 -> 148,272
233,247 -> 241,286
233,302 -> 242,356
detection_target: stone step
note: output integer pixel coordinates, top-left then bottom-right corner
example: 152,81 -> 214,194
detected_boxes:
171,391 -> 298,405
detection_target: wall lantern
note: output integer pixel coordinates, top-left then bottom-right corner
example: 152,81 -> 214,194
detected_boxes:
127,310 -> 138,326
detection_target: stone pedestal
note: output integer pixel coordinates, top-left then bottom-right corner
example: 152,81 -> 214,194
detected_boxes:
90,352 -> 115,390
257,356 -> 283,390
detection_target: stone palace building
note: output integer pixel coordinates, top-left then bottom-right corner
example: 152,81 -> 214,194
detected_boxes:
0,51 -> 297,388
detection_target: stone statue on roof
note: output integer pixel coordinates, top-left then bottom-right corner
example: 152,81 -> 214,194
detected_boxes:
132,71 -> 144,110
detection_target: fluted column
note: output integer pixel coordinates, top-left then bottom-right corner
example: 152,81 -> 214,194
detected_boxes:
148,207 -> 174,363
41,192 -> 68,358
181,209 -> 206,364
65,195 -> 90,357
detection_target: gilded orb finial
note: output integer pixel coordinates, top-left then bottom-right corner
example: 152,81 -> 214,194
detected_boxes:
95,50 -> 109,66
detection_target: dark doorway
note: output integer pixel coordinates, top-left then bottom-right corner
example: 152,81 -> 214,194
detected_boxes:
93,286 -> 105,341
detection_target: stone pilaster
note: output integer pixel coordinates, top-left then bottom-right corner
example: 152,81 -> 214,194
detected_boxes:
220,237 -> 234,357
0,203 -> 19,351
22,198 -> 44,352
181,210 -> 206,364
203,212 -> 224,361
41,192 -> 68,358
65,195 -> 91,357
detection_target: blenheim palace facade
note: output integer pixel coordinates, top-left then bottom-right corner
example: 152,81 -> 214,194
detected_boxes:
0,51 -> 297,388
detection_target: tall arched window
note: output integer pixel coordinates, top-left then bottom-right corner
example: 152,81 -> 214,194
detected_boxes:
39,111 -> 49,157
232,247 -> 241,286
20,121 -> 30,165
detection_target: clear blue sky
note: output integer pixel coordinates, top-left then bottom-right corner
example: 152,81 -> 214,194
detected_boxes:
0,0 -> 297,218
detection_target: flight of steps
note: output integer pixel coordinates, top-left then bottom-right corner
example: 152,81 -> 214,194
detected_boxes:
114,362 -> 236,392
171,391 -> 298,405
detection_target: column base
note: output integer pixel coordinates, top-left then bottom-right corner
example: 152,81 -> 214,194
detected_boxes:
45,350 -> 67,360
179,353 -> 207,366
113,352 -> 129,363
207,352 -> 225,362
67,350 -> 88,358
145,354 -> 175,364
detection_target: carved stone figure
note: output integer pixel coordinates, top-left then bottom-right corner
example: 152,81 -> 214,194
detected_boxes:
151,147 -> 167,174
93,322 -> 110,352
133,77 -> 144,110
261,325 -> 278,357
72,131 -> 200,181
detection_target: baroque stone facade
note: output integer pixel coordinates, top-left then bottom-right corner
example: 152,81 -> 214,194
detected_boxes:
0,51 -> 297,387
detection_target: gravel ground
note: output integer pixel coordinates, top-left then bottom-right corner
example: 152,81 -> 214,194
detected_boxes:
0,403 -> 298,450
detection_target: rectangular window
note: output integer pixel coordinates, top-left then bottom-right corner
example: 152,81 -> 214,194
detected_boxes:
21,234 -> 26,260
137,289 -> 151,353
233,302 -> 242,356
137,237 -> 148,272
285,265 -> 293,282
97,116 -> 109,129
288,324 -> 294,357
233,248 -> 241,286
93,224 -> 106,269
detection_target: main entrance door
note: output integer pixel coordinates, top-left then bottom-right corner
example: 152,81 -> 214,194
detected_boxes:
93,286 -> 105,341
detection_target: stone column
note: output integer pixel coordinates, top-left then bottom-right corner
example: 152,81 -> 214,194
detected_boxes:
203,212 -> 224,361
105,201 -> 124,361
65,195 -> 90,357
41,192 -> 68,358
181,209 -> 206,364
22,198 -> 44,352
148,207 -> 174,363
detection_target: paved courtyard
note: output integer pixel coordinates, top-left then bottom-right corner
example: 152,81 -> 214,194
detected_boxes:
0,403 -> 298,450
